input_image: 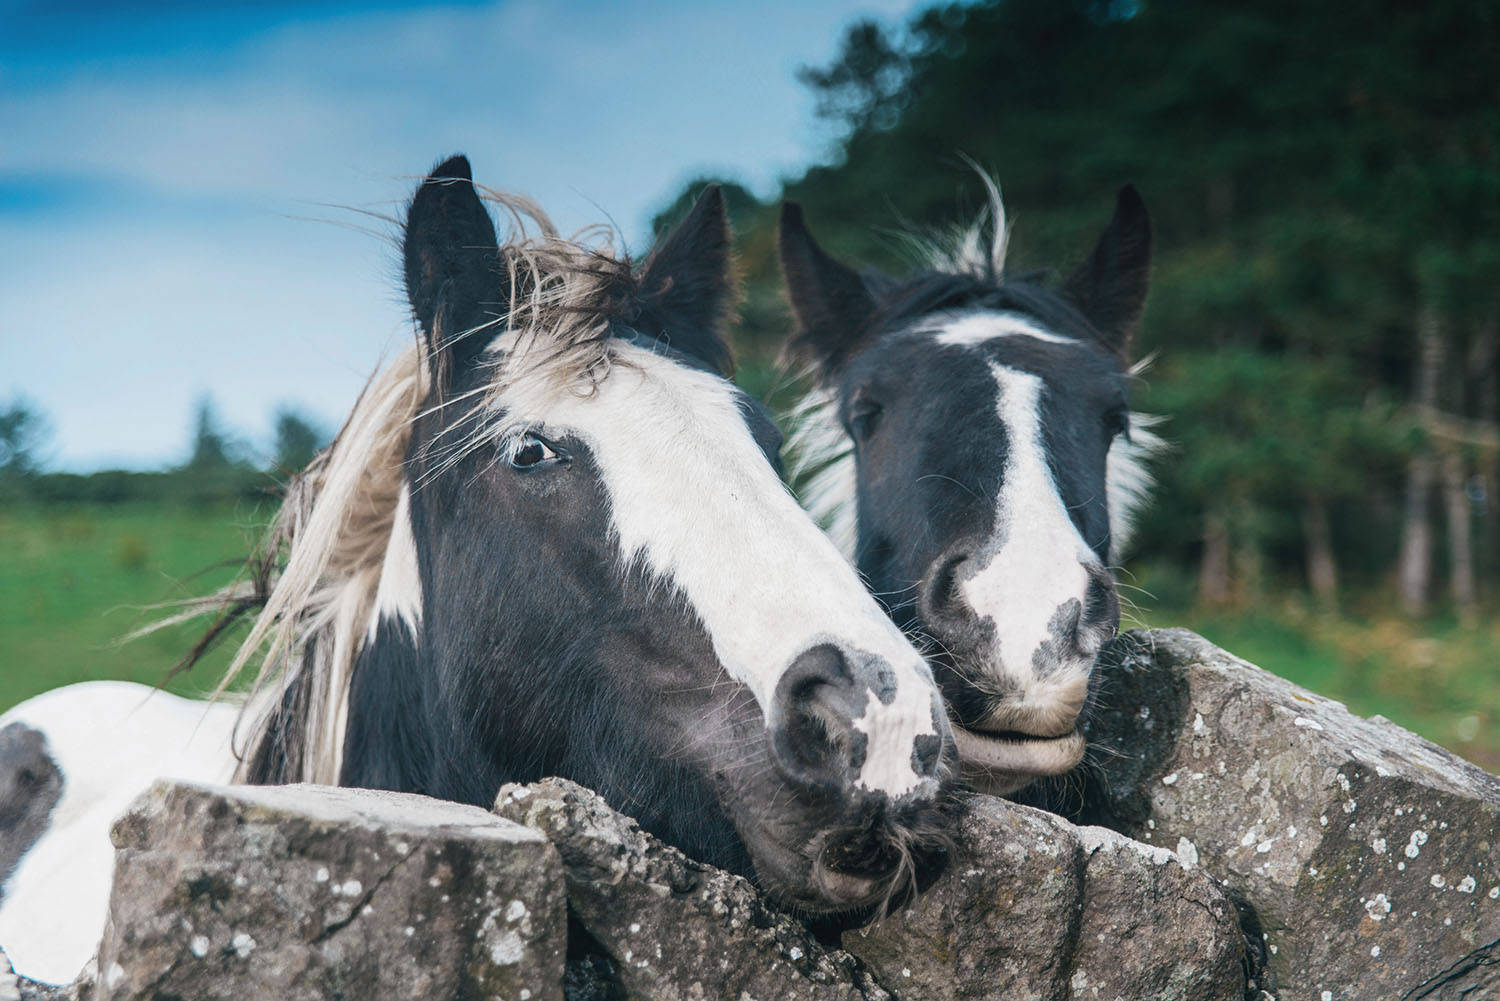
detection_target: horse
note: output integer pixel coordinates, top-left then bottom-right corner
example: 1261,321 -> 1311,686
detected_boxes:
0,683 -> 239,984
0,156 -> 958,985
777,178 -> 1161,798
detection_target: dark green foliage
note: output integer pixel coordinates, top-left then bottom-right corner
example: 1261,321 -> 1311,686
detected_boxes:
684,0 -> 1500,615
272,407 -> 328,475
649,177 -> 762,240
0,396 -> 51,490
186,395 -> 238,472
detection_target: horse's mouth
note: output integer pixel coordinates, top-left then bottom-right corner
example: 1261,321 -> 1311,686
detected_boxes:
744,826 -> 902,916
951,725 -> 1086,795
736,803 -> 954,920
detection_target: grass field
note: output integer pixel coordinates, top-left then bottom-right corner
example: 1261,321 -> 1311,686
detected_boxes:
1133,601 -> 1500,772
0,503 -> 265,712
3,503 -> 1497,773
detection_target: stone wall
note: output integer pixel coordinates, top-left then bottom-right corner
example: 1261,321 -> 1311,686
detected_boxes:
1039,629 -> 1500,999
10,630 -> 1499,1001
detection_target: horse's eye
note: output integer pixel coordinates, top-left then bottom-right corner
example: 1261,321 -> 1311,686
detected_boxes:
508,433 -> 560,469
849,403 -> 883,441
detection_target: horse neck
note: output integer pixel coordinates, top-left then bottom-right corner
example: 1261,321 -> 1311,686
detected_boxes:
343,610 -> 753,874
339,619 -> 464,799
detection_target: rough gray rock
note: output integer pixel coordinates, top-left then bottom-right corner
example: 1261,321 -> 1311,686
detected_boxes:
96,780 -> 566,1001
495,777 -> 1244,1001
0,723 -> 63,901
494,777 -> 892,1001
839,796 -> 1246,1001
1063,628 -> 1500,999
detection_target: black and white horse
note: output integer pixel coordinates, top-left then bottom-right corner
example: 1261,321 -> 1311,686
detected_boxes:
778,179 -> 1160,797
0,157 -> 957,984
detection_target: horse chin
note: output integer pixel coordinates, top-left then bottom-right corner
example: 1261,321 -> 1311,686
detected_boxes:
951,726 -> 1086,796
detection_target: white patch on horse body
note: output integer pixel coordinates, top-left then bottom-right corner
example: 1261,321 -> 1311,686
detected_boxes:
366,485 -> 423,642
496,342 -> 939,798
932,311 -> 1078,348
954,366 -> 1099,725
0,682 -> 238,985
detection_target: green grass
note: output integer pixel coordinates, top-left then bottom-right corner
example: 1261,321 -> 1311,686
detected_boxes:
3,503 -> 1496,777
1137,602 -> 1500,773
0,503 -> 267,713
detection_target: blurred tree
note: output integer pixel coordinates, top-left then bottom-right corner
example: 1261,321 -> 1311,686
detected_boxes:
649,177 -> 762,239
717,0 -> 1500,613
0,397 -> 51,500
797,19 -> 913,136
186,396 -> 235,472
272,408 -> 328,474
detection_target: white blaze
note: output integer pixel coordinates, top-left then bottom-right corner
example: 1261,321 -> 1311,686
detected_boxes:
496,342 -> 940,798
954,364 -> 1100,708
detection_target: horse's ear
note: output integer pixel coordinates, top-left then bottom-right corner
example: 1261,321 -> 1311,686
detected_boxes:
1061,185 -> 1152,357
779,202 -> 878,378
403,154 -> 502,376
637,184 -> 736,374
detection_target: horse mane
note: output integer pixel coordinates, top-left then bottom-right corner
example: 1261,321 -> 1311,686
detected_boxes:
783,383 -> 858,558
901,163 -> 1009,281
183,190 -> 722,785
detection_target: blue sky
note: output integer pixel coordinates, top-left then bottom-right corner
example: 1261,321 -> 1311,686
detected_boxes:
0,0 -> 921,470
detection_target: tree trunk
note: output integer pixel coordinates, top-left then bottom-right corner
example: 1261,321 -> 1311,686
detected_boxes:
1199,507 -> 1231,608
1441,446 -> 1477,623
1303,496 -> 1339,611
1397,305 -> 1444,617
1473,303 -> 1499,597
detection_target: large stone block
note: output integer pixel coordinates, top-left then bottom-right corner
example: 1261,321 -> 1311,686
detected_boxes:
839,796 -> 1246,1001
1067,628 -> 1500,999
496,777 -> 1243,1001
494,777 -> 891,1001
96,780 -> 565,1001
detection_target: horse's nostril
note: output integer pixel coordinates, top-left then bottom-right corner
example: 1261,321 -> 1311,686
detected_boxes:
781,683 -> 851,778
771,645 -> 862,790
1082,569 -> 1120,632
924,553 -> 969,623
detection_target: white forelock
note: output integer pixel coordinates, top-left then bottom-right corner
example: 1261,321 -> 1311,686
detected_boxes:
910,163 -> 1010,279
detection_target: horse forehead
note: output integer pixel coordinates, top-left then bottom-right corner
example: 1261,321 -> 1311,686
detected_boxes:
508,346 -> 760,457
